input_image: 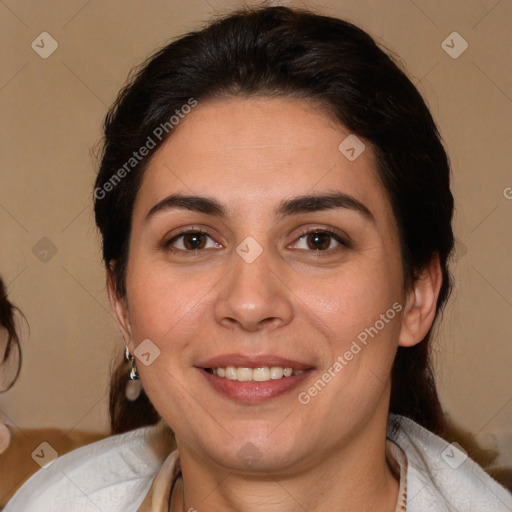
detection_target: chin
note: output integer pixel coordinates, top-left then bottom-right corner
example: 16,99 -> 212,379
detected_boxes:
213,443 -> 302,474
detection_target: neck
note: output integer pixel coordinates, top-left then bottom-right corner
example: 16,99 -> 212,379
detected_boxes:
171,414 -> 399,512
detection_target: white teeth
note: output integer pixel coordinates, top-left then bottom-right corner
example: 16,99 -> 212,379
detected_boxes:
237,367 -> 253,382
209,366 -> 301,382
270,366 -> 284,379
253,367 -> 270,382
225,366 -> 237,380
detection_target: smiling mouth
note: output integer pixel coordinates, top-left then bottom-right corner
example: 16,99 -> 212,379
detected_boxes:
198,355 -> 313,402
205,366 -> 304,382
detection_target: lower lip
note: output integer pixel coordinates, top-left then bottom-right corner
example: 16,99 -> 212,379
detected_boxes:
199,368 -> 312,403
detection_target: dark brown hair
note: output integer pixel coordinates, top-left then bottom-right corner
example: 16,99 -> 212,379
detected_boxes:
96,6 -> 454,435
0,277 -> 23,392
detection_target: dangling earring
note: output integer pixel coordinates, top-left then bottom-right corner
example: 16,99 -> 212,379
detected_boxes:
126,346 -> 140,381
129,362 -> 139,381
125,345 -> 142,401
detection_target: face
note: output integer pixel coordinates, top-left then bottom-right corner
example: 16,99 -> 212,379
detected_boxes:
112,97 -> 415,474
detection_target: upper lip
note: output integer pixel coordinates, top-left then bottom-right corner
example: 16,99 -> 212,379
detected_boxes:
197,354 -> 313,371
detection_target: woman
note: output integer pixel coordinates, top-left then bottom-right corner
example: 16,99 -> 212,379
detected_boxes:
6,6 -> 512,511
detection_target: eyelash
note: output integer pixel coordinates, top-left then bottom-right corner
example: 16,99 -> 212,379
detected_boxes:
293,228 -> 350,252
163,227 -> 350,255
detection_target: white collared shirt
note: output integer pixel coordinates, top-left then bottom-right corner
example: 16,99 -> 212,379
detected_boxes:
5,415 -> 512,511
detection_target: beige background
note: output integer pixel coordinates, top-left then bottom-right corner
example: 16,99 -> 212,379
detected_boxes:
0,0 -> 511,441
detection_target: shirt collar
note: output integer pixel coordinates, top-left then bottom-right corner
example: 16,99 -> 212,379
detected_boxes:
137,449 -> 181,512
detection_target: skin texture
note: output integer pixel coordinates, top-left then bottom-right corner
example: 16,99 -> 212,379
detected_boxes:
109,97 -> 442,512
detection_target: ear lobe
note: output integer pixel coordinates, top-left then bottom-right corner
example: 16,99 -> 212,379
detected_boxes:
398,253 -> 443,348
106,263 -> 134,353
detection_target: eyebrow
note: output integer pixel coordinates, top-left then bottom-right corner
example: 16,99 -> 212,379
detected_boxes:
145,192 -> 374,223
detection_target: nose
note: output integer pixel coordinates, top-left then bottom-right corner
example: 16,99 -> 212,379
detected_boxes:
213,247 -> 294,332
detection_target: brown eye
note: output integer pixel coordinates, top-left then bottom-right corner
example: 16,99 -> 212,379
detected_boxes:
165,230 -> 221,253
182,232 -> 207,250
290,229 -> 348,252
306,233 -> 332,250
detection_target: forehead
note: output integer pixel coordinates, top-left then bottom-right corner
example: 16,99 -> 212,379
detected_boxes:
135,97 -> 390,222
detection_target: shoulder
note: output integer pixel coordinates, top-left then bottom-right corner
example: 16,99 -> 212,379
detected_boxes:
4,422 -> 175,512
388,414 -> 512,512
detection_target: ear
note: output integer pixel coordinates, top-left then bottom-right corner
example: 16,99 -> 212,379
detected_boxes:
398,253 -> 443,348
106,262 -> 134,354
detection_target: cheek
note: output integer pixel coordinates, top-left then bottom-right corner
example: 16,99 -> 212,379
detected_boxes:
125,248 -> 223,341
301,258 -> 403,346
126,223 -> 225,352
